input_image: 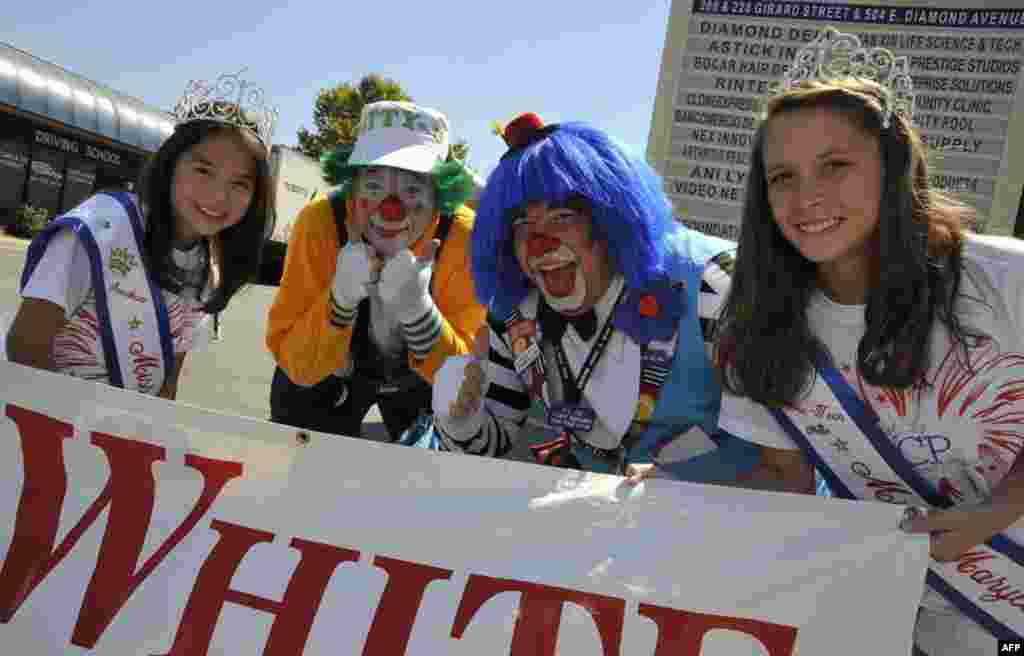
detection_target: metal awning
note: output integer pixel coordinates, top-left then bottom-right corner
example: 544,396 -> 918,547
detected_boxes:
0,42 -> 175,152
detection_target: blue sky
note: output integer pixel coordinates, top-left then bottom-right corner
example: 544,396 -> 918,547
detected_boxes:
3,0 -> 674,175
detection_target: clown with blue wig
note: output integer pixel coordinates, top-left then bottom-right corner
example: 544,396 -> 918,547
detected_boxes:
432,113 -> 793,484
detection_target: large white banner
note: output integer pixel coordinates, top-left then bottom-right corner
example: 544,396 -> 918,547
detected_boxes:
0,360 -> 929,655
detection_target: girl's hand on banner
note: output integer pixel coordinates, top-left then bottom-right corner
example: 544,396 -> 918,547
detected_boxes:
624,463 -> 657,485
901,503 -> 1023,562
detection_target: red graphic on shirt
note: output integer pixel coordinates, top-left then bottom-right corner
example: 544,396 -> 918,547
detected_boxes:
852,336 -> 1024,499
53,308 -> 103,375
51,291 -> 206,387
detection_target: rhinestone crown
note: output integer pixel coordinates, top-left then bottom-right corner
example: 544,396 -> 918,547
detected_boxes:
172,70 -> 278,148
771,26 -> 915,128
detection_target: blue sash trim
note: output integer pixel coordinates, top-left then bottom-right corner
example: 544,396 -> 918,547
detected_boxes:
816,351 -> 1024,567
768,407 -> 857,499
22,216 -> 124,388
925,571 -> 1018,640
20,192 -> 175,390
812,351 -> 949,507
106,192 -> 175,377
771,351 -> 1024,642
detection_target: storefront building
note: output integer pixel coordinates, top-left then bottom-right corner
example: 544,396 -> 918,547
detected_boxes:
0,42 -> 175,228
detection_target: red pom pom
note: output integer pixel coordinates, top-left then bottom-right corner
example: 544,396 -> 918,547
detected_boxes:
638,294 -> 659,317
503,113 -> 545,149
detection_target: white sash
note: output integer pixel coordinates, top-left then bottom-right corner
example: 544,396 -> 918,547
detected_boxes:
22,192 -> 174,394
770,351 -> 1024,642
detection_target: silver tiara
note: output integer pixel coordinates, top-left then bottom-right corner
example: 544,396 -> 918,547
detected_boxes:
773,26 -> 915,128
172,70 -> 278,148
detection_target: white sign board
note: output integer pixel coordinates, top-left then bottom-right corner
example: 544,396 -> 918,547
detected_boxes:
0,361 -> 930,654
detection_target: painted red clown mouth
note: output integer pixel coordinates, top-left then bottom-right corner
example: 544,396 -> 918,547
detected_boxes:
371,223 -> 407,240
530,246 -> 579,298
538,263 -> 578,297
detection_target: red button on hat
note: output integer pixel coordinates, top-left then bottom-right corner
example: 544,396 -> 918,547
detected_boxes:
638,295 -> 659,317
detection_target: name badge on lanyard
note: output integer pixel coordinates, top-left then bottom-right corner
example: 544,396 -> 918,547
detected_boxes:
547,402 -> 597,434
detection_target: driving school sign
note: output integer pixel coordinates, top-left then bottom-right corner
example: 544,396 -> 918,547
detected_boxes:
0,360 -> 928,654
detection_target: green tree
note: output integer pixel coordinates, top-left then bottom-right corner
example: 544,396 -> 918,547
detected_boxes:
447,140 -> 469,163
298,74 -> 472,167
296,74 -> 412,160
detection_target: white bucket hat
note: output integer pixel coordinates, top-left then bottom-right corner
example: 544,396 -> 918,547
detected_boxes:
348,101 -> 449,173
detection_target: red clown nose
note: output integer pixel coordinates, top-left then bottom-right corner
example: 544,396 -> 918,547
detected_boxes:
378,195 -> 405,223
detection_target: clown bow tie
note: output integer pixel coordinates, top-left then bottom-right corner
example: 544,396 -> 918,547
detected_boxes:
539,301 -> 598,342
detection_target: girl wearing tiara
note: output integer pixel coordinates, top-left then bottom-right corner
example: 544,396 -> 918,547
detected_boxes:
714,27 -> 1024,652
6,75 -> 274,399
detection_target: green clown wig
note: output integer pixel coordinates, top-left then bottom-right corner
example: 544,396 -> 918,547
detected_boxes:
320,143 -> 475,215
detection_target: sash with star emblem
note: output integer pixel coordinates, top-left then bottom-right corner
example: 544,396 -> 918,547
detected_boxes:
22,192 -> 174,394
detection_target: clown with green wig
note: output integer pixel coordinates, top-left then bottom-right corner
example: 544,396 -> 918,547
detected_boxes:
266,101 -> 485,440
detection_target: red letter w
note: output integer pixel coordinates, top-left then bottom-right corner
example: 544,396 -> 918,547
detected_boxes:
0,404 -> 243,648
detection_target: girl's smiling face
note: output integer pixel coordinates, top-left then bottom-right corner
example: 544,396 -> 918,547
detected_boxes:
762,105 -> 883,273
170,131 -> 257,245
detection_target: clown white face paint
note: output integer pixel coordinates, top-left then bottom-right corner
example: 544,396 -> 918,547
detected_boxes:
353,166 -> 436,257
512,200 -> 613,316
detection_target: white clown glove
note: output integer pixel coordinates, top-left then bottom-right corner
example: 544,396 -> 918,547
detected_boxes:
433,355 -> 487,441
331,241 -> 376,316
377,242 -> 438,324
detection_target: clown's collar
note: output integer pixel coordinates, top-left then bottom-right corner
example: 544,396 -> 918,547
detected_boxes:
610,276 -> 686,347
521,275 -> 685,348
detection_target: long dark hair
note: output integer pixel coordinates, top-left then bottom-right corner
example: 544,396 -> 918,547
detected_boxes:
715,78 -> 978,405
136,119 -> 272,313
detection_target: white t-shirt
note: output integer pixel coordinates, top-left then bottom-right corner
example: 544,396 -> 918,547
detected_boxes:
719,234 -> 1024,610
20,227 -> 213,386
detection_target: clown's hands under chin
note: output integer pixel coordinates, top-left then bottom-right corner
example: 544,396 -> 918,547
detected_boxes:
332,241 -> 377,310
377,242 -> 439,323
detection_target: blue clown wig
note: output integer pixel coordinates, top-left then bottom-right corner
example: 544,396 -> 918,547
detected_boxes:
472,121 -> 684,317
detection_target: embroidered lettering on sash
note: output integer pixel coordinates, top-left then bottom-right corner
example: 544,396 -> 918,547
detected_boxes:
129,340 -> 159,393
849,461 -> 913,503
110,282 -> 147,303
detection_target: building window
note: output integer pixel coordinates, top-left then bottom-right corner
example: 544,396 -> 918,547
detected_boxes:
26,145 -> 66,218
93,164 -> 134,195
62,156 -> 96,212
1016,195 -> 1024,239
0,136 -> 29,225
